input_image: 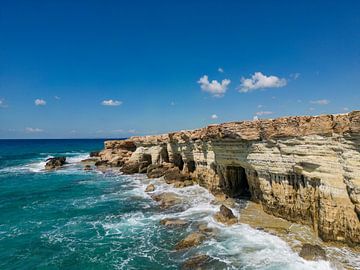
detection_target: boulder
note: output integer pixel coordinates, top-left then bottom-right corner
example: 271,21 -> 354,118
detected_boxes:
198,224 -> 214,234
164,167 -> 190,184
299,244 -> 327,261
147,163 -> 174,178
45,157 -> 66,170
175,232 -> 205,250
145,184 -> 155,192
160,218 -> 188,227
213,205 -> 237,225
89,151 -> 100,157
120,162 -> 140,174
151,192 -> 182,208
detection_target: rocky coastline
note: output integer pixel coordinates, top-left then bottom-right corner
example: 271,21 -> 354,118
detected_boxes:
93,111 -> 359,247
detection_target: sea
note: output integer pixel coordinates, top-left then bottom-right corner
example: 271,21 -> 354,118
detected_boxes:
0,139 -> 358,270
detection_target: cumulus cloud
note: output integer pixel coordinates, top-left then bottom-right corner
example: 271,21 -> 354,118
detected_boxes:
310,99 -> 330,105
101,99 -> 122,106
255,111 -> 273,116
198,75 -> 231,97
239,72 -> 287,93
35,99 -> 46,106
218,67 -> 224,73
25,127 -> 44,133
211,114 -> 218,119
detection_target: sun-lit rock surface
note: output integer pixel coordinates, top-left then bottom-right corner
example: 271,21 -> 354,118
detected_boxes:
98,111 -> 360,245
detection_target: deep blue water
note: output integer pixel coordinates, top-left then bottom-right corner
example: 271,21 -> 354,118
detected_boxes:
0,140 -> 351,270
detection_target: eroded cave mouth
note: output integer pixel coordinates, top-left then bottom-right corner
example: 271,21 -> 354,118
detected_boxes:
225,166 -> 251,199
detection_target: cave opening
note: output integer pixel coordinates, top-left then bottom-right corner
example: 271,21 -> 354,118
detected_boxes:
225,166 -> 251,199
173,153 -> 184,170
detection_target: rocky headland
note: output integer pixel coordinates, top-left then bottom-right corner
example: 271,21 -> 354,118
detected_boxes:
95,111 -> 360,246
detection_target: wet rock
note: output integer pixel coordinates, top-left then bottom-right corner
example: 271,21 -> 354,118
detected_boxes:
299,244 -> 327,261
164,167 -> 190,184
145,184 -> 155,192
198,224 -> 214,234
45,157 -> 66,170
84,165 -> 92,171
120,162 -> 140,174
95,160 -> 108,167
214,205 -> 237,225
89,151 -> 100,157
213,194 -> 236,208
151,192 -> 182,208
181,255 -> 213,270
175,232 -> 205,250
81,158 -> 99,163
160,218 -> 188,227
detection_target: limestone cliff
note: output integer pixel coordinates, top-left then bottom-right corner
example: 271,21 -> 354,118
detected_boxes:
98,111 -> 360,245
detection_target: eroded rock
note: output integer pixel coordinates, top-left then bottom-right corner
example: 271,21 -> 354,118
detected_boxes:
145,184 -> 155,192
45,157 -> 66,170
299,244 -> 327,261
151,192 -> 182,208
175,232 -> 205,250
214,205 -> 237,225
160,218 -> 188,227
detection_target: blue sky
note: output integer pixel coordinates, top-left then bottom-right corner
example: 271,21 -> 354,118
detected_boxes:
1,0 -> 359,139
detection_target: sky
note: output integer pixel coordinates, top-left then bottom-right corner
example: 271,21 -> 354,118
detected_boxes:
0,0 -> 359,139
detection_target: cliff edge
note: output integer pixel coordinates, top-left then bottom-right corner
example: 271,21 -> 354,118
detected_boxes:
98,111 -> 360,245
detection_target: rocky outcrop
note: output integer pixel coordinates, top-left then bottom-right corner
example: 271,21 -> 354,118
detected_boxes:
214,205 -> 237,225
45,157 -> 66,170
299,244 -> 327,261
175,232 -> 205,250
97,111 -> 360,245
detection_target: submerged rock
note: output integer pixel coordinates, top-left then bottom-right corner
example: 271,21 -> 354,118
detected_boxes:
45,157 -> 66,170
214,205 -> 237,225
175,232 -> 205,250
160,218 -> 188,227
299,244 -> 327,261
145,183 -> 155,192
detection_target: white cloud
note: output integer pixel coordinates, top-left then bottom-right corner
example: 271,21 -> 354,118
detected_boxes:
35,99 -> 46,106
128,129 -> 137,134
25,127 -> 44,133
255,111 -> 273,116
257,104 -> 263,108
211,114 -> 218,119
343,107 -> 349,111
198,75 -> 231,97
290,73 -> 300,80
218,67 -> 224,73
54,96 -> 61,100
239,72 -> 287,93
253,116 -> 259,121
101,99 -> 122,106
0,99 -> 7,108
310,99 -> 330,105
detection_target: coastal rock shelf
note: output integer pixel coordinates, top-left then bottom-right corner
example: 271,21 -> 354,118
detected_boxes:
98,111 -> 360,245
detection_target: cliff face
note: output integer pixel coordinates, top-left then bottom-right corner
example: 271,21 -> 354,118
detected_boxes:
99,111 -> 360,245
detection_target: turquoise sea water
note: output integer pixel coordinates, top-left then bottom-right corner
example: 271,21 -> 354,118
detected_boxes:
0,140 -> 357,270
